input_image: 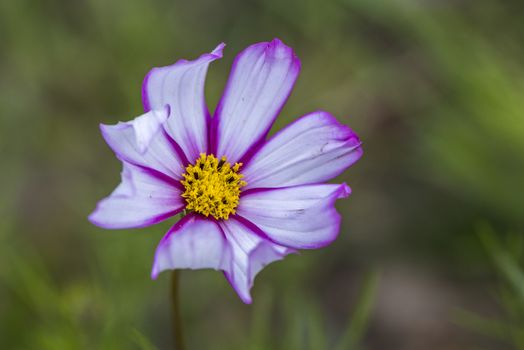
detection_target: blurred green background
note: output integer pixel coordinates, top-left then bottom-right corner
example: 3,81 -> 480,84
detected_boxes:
1,0 -> 524,349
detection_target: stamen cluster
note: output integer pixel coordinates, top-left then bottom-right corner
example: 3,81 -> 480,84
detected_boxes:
181,154 -> 246,220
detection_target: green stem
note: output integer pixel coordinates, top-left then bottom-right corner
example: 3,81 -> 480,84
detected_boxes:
171,270 -> 185,350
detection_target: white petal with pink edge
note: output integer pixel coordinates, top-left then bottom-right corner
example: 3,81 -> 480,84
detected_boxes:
100,106 -> 186,180
89,162 -> 184,229
219,217 -> 295,304
142,43 -> 224,162
213,39 -> 300,163
242,111 -> 362,189
237,184 -> 350,249
151,215 -> 231,279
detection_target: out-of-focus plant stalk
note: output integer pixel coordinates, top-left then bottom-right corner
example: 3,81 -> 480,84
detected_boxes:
171,270 -> 185,350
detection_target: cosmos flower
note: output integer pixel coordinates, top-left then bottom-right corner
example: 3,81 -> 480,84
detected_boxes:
89,39 -> 363,303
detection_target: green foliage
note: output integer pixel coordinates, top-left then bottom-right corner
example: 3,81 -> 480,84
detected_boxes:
335,270 -> 380,350
242,270 -> 380,350
455,226 -> 524,349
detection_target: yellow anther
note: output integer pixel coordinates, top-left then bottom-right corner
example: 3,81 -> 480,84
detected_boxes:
181,154 -> 247,220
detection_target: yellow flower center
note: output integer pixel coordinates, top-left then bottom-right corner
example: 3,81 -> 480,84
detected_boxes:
181,154 -> 247,220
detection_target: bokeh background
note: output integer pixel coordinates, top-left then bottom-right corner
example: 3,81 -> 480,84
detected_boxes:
1,0 -> 523,349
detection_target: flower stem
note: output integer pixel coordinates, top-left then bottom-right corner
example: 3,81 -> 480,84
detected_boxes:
171,269 -> 186,350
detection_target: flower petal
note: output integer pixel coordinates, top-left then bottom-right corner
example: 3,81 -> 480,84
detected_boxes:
237,184 -> 350,249
213,38 -> 300,163
100,107 -> 187,181
142,43 -> 224,162
242,111 -> 362,189
151,214 -> 230,279
89,162 -> 184,229
219,217 -> 294,304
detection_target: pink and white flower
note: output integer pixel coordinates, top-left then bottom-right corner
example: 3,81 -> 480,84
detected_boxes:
89,39 -> 362,303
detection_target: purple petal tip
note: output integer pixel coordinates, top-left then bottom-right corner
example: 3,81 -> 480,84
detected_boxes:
341,183 -> 352,197
211,42 -> 226,57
